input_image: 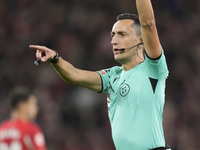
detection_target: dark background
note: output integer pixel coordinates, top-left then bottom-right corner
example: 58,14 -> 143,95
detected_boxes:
0,0 -> 200,149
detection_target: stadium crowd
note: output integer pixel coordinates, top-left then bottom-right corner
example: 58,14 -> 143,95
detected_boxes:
0,0 -> 200,149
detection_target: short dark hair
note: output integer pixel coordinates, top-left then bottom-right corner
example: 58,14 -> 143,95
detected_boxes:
9,87 -> 32,109
116,13 -> 141,37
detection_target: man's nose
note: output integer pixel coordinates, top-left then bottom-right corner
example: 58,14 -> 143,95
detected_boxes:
111,36 -> 118,45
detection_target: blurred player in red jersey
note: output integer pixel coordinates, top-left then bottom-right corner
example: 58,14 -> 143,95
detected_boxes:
0,87 -> 46,150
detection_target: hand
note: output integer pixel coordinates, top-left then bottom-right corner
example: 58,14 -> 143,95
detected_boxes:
29,45 -> 56,62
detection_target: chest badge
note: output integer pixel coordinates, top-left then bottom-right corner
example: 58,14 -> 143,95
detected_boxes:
119,83 -> 130,97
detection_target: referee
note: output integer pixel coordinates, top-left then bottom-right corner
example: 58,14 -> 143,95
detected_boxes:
30,0 -> 170,149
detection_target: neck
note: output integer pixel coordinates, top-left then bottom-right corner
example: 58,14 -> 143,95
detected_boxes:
122,57 -> 144,71
11,110 -> 28,121
122,50 -> 144,71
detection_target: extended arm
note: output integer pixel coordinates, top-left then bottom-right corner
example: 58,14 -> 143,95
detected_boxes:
136,0 -> 161,59
29,45 -> 102,92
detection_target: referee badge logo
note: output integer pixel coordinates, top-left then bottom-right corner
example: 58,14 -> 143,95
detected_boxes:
119,83 -> 130,97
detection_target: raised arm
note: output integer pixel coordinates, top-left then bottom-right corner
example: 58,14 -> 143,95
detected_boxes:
29,45 -> 102,92
136,0 -> 161,59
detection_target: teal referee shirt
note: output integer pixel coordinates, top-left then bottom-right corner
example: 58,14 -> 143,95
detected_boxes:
97,48 -> 169,150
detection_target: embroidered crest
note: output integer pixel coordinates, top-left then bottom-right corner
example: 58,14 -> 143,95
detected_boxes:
119,84 -> 130,97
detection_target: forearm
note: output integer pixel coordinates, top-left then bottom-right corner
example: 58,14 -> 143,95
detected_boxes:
136,0 -> 155,27
51,58 -> 102,92
51,57 -> 79,84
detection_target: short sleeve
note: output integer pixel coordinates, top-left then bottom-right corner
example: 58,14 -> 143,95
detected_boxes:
97,69 -> 111,93
143,47 -> 169,79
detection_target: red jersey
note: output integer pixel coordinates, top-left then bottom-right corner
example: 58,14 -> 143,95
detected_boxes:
0,119 -> 46,150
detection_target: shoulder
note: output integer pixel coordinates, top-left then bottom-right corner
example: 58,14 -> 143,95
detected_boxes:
0,119 -> 9,125
0,120 -> 9,129
26,121 -> 42,131
99,66 -> 122,75
111,66 -> 122,74
26,122 -> 45,144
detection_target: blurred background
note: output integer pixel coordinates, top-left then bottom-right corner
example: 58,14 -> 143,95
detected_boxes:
0,0 -> 200,149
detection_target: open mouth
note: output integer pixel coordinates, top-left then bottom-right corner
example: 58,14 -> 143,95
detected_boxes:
114,48 -> 119,51
114,48 -> 123,54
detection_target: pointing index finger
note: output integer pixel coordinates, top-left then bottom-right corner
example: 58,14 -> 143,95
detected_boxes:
29,45 -> 44,50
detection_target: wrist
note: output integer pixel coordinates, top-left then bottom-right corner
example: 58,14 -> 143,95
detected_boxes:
49,50 -> 60,64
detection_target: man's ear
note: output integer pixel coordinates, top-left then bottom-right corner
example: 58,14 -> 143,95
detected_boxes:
139,36 -> 143,43
138,36 -> 144,48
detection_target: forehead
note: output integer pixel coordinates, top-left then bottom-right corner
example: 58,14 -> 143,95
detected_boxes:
112,19 -> 135,33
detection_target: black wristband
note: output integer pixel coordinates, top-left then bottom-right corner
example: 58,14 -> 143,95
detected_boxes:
49,50 -> 60,64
